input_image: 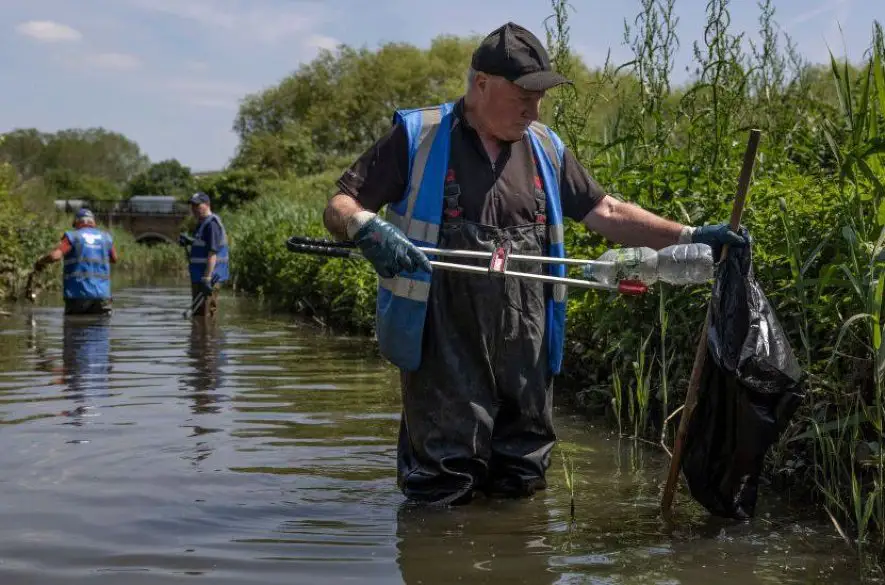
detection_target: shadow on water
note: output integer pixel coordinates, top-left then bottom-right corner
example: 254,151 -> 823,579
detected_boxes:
0,285 -> 874,584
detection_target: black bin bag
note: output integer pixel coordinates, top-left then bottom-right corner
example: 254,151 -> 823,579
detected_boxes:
680,233 -> 805,520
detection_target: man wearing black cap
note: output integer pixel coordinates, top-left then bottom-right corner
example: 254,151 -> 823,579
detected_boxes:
180,192 -> 229,318
323,22 -> 748,506
32,208 -> 118,315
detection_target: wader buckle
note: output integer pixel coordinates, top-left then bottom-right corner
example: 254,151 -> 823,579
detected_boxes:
489,246 -> 510,274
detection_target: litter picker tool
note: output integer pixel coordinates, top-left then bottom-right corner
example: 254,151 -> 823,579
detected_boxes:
183,273 -> 220,318
284,235 -> 651,295
660,128 -> 762,523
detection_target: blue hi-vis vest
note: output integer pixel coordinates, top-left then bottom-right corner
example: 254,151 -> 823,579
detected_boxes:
189,214 -> 230,283
63,227 -> 113,300
375,102 -> 568,374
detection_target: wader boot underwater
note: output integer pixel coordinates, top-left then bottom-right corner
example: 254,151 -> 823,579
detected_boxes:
397,173 -> 556,505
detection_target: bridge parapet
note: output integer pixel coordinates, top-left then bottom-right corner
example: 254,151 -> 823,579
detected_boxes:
54,197 -> 191,245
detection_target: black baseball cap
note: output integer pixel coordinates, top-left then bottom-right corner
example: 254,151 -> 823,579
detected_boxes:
188,192 -> 210,205
471,22 -> 572,91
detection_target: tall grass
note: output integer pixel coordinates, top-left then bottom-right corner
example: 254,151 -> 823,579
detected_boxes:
543,0 -> 885,563
803,23 -> 885,554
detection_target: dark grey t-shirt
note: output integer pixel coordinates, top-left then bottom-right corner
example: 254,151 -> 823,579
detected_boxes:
335,99 -> 607,228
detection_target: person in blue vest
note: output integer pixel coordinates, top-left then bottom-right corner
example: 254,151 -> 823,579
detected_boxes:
179,192 -> 229,318
323,22 -> 749,506
32,208 -> 118,315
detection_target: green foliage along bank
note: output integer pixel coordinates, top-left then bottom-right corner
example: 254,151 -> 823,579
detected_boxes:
224,172 -> 377,332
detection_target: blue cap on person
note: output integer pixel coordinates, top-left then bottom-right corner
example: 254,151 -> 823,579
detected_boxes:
74,208 -> 95,223
188,192 -> 210,205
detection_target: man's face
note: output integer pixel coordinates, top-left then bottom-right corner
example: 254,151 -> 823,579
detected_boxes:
477,74 -> 545,142
190,202 -> 209,219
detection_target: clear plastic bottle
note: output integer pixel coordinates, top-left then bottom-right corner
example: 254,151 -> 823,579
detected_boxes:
656,243 -> 715,285
582,243 -> 713,286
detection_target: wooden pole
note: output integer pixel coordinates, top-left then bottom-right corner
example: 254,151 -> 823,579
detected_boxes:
660,128 -> 762,523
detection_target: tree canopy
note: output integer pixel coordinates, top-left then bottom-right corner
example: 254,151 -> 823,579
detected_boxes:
231,35 -> 481,176
127,159 -> 195,198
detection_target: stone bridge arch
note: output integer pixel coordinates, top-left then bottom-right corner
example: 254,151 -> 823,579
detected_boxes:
135,231 -> 175,246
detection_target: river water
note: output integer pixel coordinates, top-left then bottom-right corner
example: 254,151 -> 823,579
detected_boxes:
0,284 -> 865,584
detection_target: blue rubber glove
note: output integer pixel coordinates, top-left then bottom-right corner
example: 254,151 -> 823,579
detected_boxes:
690,223 -> 748,258
350,214 -> 432,279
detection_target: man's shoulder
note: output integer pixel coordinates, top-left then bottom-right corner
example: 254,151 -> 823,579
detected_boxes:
394,103 -> 450,116
393,102 -> 456,128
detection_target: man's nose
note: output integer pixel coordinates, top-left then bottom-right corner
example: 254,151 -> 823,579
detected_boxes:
523,99 -> 541,121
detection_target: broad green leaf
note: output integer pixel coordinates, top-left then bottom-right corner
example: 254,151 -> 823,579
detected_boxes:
791,412 -> 866,442
875,23 -> 885,123
854,61 -> 872,147
872,276 -> 885,350
801,235 -> 831,276
826,312 -> 874,371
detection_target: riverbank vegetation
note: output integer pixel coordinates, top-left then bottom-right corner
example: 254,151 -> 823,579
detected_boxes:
217,0 -> 885,565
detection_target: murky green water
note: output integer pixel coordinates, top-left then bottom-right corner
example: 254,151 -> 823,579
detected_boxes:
0,285 -> 863,584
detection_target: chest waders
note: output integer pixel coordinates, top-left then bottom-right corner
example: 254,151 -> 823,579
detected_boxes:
396,152 -> 557,505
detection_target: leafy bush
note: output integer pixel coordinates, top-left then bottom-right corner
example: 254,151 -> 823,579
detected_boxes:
223,171 -> 378,331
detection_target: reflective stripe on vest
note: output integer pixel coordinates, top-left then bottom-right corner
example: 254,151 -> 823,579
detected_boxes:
375,103 -> 568,374
63,228 -> 112,300
527,121 -> 568,373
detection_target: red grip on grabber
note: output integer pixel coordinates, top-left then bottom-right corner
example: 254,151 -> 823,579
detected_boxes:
617,280 -> 648,295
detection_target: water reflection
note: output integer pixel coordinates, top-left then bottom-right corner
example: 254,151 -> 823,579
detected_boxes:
396,499 -> 558,585
180,317 -> 227,467
31,314 -> 114,427
182,317 -> 225,415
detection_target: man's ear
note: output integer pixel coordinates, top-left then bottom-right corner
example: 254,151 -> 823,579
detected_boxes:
476,72 -> 488,94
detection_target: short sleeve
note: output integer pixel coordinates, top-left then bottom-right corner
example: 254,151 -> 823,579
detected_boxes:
334,123 -> 410,212
559,149 -> 607,222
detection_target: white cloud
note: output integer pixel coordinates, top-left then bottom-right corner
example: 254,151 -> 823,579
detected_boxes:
85,52 -> 142,71
15,20 -> 82,43
130,0 -> 332,44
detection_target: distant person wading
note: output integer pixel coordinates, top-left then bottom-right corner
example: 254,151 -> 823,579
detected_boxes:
179,192 -> 230,318
32,208 -> 118,315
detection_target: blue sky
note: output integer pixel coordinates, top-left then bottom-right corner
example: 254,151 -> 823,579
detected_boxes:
2,0 -> 879,172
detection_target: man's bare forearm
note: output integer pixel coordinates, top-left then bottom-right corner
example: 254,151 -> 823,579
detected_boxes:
33,248 -> 63,272
582,195 -> 685,250
204,253 -> 217,280
323,193 -> 368,241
